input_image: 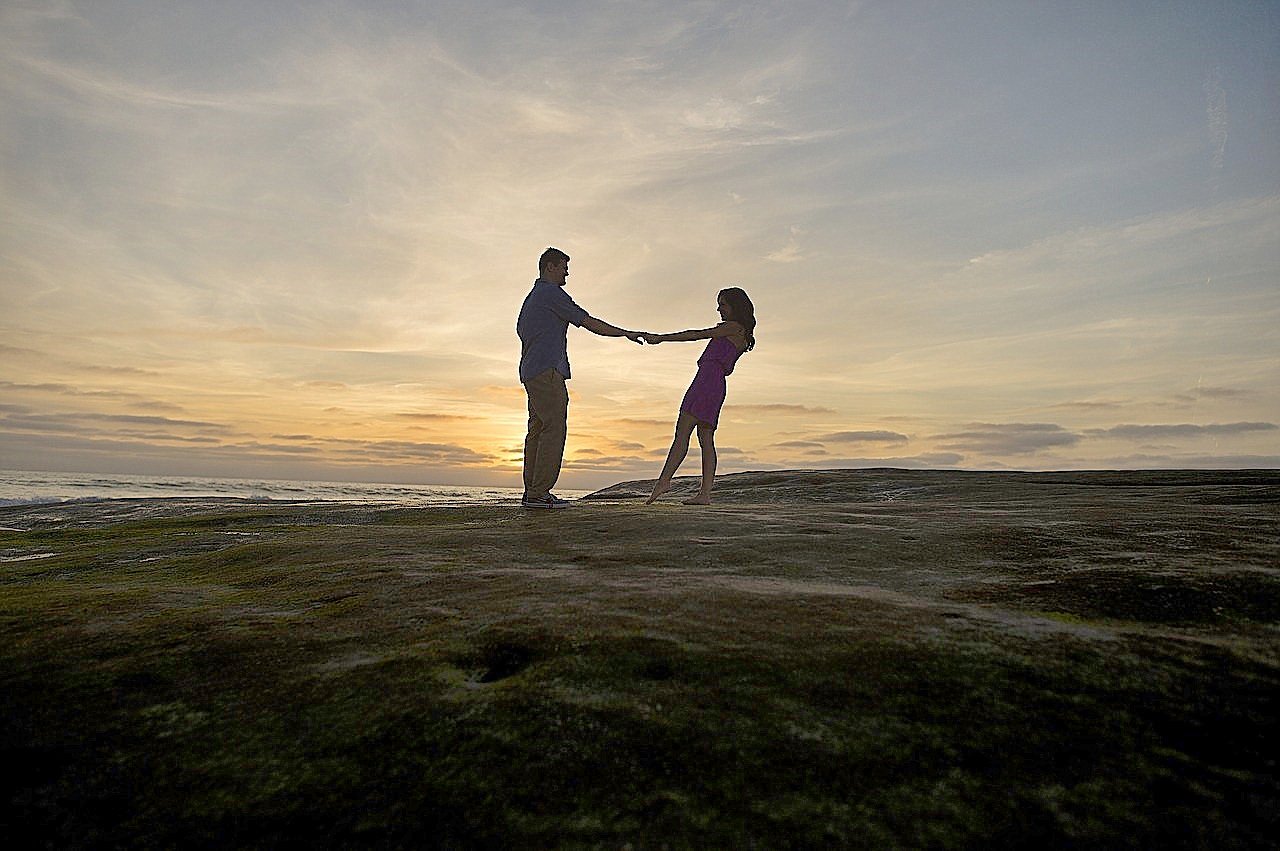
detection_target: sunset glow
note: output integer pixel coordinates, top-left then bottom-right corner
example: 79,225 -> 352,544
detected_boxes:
2,1 -> 1277,489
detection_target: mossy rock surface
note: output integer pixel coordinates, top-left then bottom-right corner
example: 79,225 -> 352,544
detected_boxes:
2,470 -> 1278,849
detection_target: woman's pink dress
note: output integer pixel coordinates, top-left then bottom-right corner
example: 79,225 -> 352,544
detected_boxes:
679,336 -> 744,428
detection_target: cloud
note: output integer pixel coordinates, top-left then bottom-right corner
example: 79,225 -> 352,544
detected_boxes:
815,430 -> 909,444
764,226 -> 805,263
0,405 -> 498,473
1096,454 -> 1280,470
1090,422 -> 1278,440
1204,67 -> 1228,174
934,423 -> 1082,455
726,403 -> 838,415
1175,386 -> 1253,402
285,438 -> 496,466
0,411 -> 235,436
397,412 -> 488,423
123,400 -> 187,413
0,429 -> 497,481
1047,399 -> 1129,411
563,455 -> 657,475
0,381 -> 178,408
1191,387 -> 1252,399
611,417 -> 677,428
481,386 -> 527,398
950,197 -> 1280,310
792,453 -> 965,470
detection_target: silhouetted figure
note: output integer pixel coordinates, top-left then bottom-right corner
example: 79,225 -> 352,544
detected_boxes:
644,287 -> 756,505
517,247 -> 644,509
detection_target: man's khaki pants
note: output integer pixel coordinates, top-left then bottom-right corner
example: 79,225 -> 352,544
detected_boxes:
523,368 -> 569,498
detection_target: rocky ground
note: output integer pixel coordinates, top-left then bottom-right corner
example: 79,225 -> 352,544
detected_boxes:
1,469 -> 1277,849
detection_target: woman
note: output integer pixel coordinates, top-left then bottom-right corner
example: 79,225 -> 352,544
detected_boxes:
643,287 -> 756,505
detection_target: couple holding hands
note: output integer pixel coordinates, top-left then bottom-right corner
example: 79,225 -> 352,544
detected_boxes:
517,247 -> 756,509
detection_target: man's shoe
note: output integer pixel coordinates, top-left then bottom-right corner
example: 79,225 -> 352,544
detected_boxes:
521,494 -> 570,509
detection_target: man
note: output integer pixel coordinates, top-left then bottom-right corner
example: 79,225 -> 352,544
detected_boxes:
517,247 -> 643,509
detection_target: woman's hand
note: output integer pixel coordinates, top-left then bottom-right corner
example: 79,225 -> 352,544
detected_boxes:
642,332 -> 664,345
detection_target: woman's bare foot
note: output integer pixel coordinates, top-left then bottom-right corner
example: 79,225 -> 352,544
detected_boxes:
645,481 -> 671,504
682,494 -> 711,505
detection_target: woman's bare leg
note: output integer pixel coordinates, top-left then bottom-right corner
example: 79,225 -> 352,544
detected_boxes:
683,423 -> 717,504
647,412 -> 698,503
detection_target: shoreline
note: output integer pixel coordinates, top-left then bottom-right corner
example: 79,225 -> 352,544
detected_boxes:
2,466 -> 1277,524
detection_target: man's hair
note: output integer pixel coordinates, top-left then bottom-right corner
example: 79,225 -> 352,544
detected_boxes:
539,247 -> 570,275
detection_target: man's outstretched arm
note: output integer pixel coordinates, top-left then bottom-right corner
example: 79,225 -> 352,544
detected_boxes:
581,315 -> 645,344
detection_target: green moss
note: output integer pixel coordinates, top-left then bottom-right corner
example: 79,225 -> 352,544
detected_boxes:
1034,609 -> 1095,624
2,502 -> 1277,848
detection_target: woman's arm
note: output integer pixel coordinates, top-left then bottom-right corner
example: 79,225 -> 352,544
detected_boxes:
644,321 -> 742,344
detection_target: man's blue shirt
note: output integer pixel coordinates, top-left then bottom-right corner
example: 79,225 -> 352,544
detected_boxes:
517,278 -> 590,382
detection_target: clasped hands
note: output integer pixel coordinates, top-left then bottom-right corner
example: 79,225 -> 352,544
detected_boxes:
625,331 -> 666,345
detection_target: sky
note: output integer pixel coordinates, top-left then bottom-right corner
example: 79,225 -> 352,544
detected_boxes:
2,0 -> 1278,490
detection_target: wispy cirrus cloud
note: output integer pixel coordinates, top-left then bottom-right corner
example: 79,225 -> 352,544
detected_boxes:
0,411 -> 235,435
815,430 -> 910,444
396,412 -> 489,423
726,404 -> 838,415
934,424 -> 1082,455
789,453 -> 966,470
1089,422 -> 1277,440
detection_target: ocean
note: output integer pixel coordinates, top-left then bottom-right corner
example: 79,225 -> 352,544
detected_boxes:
0,469 -> 590,508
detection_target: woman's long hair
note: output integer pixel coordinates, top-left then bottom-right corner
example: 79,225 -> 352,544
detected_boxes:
719,287 -> 756,352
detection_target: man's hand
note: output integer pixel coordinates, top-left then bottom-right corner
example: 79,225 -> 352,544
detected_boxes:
642,332 -> 663,345
625,331 -> 646,345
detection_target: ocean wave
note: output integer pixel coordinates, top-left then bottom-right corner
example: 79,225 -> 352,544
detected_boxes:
0,496 -> 81,508
0,470 -> 572,507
